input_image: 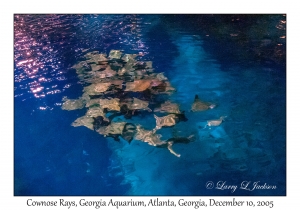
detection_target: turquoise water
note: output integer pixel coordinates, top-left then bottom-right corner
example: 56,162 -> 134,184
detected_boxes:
14,14 -> 286,195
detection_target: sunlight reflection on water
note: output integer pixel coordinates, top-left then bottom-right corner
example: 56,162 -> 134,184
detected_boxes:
14,14 -> 153,102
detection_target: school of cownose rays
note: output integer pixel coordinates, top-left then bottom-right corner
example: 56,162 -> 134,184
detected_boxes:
61,50 -> 226,157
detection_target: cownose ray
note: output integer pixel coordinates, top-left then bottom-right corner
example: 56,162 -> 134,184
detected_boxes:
191,95 -> 216,112
203,116 -> 227,129
153,114 -> 178,132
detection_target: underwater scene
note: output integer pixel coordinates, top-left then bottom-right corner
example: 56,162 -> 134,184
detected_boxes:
14,14 -> 286,196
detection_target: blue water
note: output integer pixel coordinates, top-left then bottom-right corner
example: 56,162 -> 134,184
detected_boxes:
14,14 -> 286,196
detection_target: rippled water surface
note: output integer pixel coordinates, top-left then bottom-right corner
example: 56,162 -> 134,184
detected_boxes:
14,14 -> 286,195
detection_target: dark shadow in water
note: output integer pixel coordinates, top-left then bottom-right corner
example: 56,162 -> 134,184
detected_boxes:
161,14 -> 286,71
